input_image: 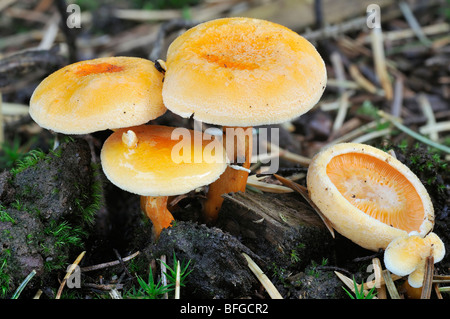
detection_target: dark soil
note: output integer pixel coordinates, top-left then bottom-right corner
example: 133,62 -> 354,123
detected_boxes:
0,0 -> 449,301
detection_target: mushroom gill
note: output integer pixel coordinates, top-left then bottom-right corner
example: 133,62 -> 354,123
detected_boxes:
326,152 -> 424,233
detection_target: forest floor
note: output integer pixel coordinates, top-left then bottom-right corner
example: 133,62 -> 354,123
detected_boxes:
0,0 -> 449,301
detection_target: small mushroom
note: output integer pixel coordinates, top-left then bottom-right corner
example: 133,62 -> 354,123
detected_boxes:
162,17 -> 327,223
384,232 -> 445,288
100,125 -> 227,239
29,56 -> 166,134
307,142 -> 435,251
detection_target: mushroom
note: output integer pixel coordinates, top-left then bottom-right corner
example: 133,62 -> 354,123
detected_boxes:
29,56 -> 171,238
29,56 -> 166,134
162,17 -> 327,223
384,232 -> 445,288
306,142 -> 435,251
100,125 -> 227,239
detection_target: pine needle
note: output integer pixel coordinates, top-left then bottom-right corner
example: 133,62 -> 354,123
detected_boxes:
420,255 -> 434,299
371,26 -> 393,100
56,251 -> 86,299
378,110 -> 450,153
382,269 -> 401,299
246,176 -> 294,193
242,253 -> 283,299
174,260 -> 181,299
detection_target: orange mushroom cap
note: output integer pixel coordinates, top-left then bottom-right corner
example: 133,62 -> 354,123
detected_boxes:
100,125 -> 228,196
384,232 -> 445,288
162,17 -> 327,126
306,143 -> 434,251
29,56 -> 166,134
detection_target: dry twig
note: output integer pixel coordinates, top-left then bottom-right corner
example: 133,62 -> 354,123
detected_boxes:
56,251 -> 86,299
80,251 -> 140,272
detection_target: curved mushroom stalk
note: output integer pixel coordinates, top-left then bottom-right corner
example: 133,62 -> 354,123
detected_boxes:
203,126 -> 253,224
140,196 -> 174,239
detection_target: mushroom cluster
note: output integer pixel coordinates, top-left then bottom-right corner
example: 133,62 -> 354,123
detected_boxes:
29,56 -> 227,239
384,232 -> 445,288
28,16 -> 446,291
29,18 -> 327,239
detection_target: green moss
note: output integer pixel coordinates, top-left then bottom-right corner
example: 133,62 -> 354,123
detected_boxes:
0,250 -> 12,298
0,136 -> 31,171
0,205 -> 15,224
10,149 -> 47,177
74,163 -> 103,227
40,220 -> 87,272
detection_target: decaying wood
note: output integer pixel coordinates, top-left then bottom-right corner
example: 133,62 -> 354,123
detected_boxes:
217,191 -> 335,269
274,174 -> 335,238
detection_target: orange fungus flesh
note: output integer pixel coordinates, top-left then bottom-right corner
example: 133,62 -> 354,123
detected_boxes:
326,153 -> 424,233
74,63 -> 124,76
101,125 -> 227,197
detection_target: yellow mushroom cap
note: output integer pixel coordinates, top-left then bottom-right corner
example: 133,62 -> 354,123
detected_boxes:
384,232 -> 445,288
162,17 -> 327,126
306,143 -> 434,251
29,56 -> 166,134
100,125 -> 228,197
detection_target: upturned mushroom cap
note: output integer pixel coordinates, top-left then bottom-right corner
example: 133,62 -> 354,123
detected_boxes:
306,143 -> 434,251
162,17 -> 327,126
384,232 -> 445,288
29,56 -> 166,134
100,125 -> 228,196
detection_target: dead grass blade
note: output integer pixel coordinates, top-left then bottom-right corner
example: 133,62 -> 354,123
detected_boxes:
399,1 -> 432,47
378,110 -> 450,153
418,93 -> 439,141
274,174 -> 335,238
80,251 -> 140,272
160,255 -> 169,299
420,255 -> 434,299
242,253 -> 283,299
372,258 -> 386,299
371,26 -> 393,100
247,175 -> 294,193
382,269 -> 401,299
349,63 -> 378,94
363,272 -> 402,290
433,275 -> 450,283
175,260 -> 181,299
56,251 -> 86,299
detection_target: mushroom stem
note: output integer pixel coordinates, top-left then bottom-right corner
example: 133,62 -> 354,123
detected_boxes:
140,196 -> 174,239
203,126 -> 253,224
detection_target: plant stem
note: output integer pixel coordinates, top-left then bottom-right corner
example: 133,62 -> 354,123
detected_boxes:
12,270 -> 36,299
378,111 -> 450,153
